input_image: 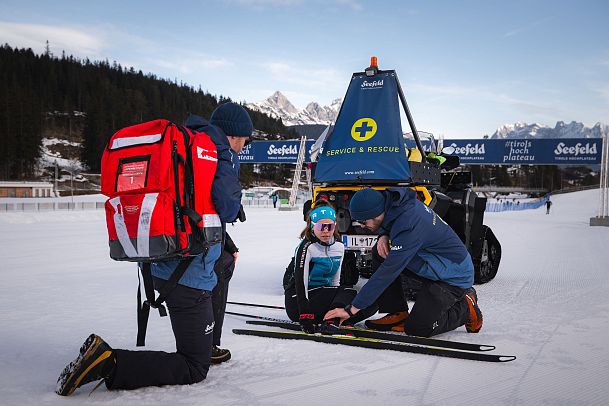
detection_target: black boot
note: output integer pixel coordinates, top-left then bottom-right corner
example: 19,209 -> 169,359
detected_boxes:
211,345 -> 231,364
56,334 -> 116,396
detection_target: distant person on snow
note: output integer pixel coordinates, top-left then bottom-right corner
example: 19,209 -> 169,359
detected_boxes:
546,199 -> 552,214
324,188 -> 483,338
283,200 -> 376,333
272,193 -> 279,208
56,103 -> 252,396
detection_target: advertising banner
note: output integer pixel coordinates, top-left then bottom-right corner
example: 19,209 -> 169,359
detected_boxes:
239,138 -> 602,165
441,138 -> 602,165
237,140 -> 315,163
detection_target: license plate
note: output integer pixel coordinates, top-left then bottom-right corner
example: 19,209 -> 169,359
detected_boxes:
342,235 -> 378,248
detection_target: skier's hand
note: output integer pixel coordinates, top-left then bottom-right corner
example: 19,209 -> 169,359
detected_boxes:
299,314 -> 316,334
377,235 -> 390,258
232,252 -> 238,264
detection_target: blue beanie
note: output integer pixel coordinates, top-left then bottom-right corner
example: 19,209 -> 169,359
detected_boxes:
349,188 -> 386,221
210,102 -> 253,137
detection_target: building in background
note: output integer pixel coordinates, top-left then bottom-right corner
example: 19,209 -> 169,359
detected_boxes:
0,181 -> 54,198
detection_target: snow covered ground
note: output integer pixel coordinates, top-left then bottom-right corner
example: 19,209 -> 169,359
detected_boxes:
1,189 -> 608,405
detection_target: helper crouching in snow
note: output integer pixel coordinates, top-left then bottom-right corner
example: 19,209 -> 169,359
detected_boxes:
55,103 -> 252,396
284,201 -> 376,334
324,188 -> 483,338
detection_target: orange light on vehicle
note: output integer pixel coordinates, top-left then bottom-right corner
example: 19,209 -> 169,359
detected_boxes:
370,56 -> 378,68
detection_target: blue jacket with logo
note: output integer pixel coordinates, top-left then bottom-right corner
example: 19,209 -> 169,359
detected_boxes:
184,114 -> 242,223
150,114 -> 242,291
351,188 -> 474,310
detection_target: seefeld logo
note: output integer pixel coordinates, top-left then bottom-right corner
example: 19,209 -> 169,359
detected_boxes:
449,143 -> 485,156
361,79 -> 384,89
268,144 -> 297,156
554,142 -> 597,156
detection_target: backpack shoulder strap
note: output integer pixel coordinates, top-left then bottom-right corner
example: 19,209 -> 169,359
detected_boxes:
136,255 -> 197,346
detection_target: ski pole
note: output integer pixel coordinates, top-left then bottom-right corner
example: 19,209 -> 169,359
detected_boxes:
227,301 -> 285,310
226,310 -> 289,323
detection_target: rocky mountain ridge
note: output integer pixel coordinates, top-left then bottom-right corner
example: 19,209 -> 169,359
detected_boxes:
489,121 -> 608,139
247,91 -> 341,126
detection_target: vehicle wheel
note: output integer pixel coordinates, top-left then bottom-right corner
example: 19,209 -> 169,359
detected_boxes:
474,225 -> 501,284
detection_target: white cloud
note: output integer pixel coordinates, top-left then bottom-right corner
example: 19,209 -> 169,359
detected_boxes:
266,61 -> 342,84
503,16 -> 554,38
152,55 -> 233,75
225,0 -> 303,7
591,83 -> 609,102
224,0 -> 362,10
410,82 -> 563,117
261,61 -> 345,105
0,21 -> 105,56
335,0 -> 363,11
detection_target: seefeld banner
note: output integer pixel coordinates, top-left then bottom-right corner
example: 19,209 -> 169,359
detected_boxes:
241,137 -> 603,165
438,138 -> 603,165
237,140 -> 315,163
313,72 -> 411,182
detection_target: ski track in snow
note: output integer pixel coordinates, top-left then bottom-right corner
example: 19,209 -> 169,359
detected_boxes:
1,190 -> 609,405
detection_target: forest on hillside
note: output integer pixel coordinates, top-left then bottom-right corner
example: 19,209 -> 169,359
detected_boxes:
0,44 -> 295,181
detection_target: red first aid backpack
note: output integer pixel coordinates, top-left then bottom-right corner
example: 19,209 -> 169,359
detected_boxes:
101,119 -> 222,345
101,119 -> 222,261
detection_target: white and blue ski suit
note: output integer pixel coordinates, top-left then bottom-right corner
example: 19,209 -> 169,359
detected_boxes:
284,238 -> 356,322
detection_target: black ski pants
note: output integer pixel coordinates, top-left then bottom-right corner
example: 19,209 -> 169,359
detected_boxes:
211,249 -> 235,346
106,278 -> 214,390
375,275 -> 469,337
371,242 -> 469,337
404,279 -> 469,337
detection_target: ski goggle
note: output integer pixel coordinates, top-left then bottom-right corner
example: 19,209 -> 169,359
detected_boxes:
312,222 -> 336,232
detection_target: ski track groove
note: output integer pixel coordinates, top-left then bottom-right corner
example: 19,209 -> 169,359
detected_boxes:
507,322 -> 562,402
217,350 -> 423,405
417,356 -> 440,405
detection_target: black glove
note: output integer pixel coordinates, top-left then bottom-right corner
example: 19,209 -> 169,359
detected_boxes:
299,313 -> 316,334
237,205 -> 246,222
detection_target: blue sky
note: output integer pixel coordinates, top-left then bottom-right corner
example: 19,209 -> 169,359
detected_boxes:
1,0 -> 608,138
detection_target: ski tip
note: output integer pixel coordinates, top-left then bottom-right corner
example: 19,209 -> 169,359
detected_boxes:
498,355 -> 517,362
479,345 -> 496,352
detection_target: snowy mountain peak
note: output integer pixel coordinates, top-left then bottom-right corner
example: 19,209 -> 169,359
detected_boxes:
247,92 -> 342,126
490,121 -> 608,139
265,91 -> 299,115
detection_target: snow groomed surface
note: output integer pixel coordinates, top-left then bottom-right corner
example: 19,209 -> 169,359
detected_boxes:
1,189 -> 609,405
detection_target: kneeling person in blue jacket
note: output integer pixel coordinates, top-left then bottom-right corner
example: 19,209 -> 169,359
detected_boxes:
324,188 -> 483,337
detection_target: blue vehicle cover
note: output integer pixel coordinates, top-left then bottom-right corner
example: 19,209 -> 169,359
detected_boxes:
314,71 -> 411,183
